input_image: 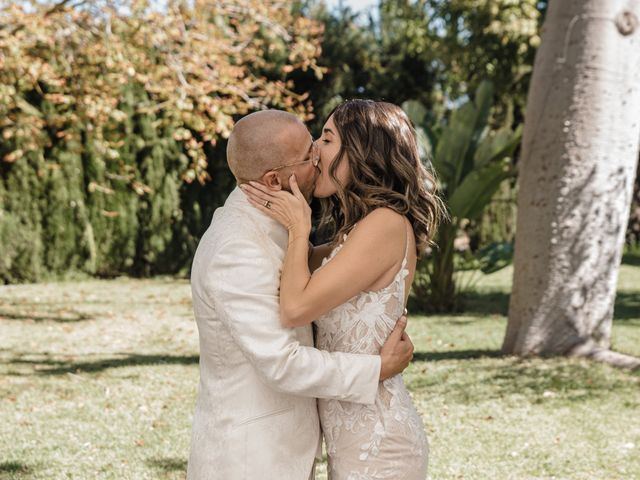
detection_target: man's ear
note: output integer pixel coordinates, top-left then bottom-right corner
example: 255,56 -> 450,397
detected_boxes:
262,171 -> 283,191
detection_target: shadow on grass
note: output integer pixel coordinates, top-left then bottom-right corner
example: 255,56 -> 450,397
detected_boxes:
407,291 -> 511,317
0,461 -> 33,476
6,354 -> 198,375
613,292 -> 640,321
410,351 -> 639,404
437,290 -> 639,321
0,307 -> 92,323
622,251 -> 640,266
413,349 -> 503,362
146,457 -> 187,472
488,359 -> 639,398
458,291 -> 510,316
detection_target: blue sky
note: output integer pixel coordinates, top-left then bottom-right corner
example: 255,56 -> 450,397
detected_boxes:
324,0 -> 379,13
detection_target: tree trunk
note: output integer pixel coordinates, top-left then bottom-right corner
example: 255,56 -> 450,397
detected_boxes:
503,0 -> 640,370
428,223 -> 457,312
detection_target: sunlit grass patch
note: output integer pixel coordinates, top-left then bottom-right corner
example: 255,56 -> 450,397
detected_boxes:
1,268 -> 638,479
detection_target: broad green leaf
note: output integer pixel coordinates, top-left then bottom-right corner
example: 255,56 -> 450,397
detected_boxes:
460,80 -> 495,182
475,241 -> 514,274
434,101 -> 476,186
415,125 -> 433,167
474,124 -> 522,169
472,81 -> 494,134
447,159 -> 513,220
402,99 -> 428,126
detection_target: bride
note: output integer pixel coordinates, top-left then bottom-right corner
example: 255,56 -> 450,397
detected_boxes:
241,99 -> 445,479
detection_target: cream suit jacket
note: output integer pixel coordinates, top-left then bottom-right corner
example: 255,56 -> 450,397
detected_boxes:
186,187 -> 381,480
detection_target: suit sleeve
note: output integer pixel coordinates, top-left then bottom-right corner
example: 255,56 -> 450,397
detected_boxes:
204,237 -> 381,405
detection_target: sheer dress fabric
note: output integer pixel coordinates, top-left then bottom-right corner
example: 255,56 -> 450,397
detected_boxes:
314,220 -> 429,480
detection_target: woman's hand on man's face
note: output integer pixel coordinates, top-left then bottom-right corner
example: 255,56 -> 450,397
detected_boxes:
240,174 -> 312,239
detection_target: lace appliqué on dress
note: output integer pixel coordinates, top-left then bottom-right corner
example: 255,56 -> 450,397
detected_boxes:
315,225 -> 428,480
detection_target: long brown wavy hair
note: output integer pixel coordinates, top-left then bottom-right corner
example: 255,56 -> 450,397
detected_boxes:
318,99 -> 447,256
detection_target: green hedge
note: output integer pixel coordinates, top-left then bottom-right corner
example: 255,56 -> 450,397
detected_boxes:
0,85 -> 234,284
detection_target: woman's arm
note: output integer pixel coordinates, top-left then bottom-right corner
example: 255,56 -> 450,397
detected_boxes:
279,209 -> 405,326
241,176 -> 406,328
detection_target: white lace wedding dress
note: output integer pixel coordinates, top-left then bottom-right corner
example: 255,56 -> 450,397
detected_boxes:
314,221 -> 429,480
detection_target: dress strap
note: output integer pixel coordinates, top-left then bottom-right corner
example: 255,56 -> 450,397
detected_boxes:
402,217 -> 411,265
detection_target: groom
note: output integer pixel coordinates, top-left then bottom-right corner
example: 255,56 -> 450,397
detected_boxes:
187,110 -> 414,480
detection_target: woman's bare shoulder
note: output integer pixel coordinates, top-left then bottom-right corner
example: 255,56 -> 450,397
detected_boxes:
349,208 -> 407,245
356,208 -> 406,230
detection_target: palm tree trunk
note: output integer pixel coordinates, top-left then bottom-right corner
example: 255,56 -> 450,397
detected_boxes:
428,223 -> 457,312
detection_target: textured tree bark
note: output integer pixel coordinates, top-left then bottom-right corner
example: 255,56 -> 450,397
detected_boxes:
503,0 -> 640,369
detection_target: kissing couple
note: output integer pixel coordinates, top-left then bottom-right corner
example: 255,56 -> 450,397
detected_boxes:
187,100 -> 445,480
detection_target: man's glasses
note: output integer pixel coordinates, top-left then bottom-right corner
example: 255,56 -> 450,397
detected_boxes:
268,141 -> 319,172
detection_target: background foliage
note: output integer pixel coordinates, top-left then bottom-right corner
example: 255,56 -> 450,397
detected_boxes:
0,0 -> 322,282
1,0 -> 637,287
406,81 -> 522,311
296,0 -> 546,129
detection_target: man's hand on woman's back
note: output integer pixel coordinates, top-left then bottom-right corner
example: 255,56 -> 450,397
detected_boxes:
379,315 -> 414,380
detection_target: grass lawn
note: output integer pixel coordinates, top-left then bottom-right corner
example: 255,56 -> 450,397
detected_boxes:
1,262 -> 638,480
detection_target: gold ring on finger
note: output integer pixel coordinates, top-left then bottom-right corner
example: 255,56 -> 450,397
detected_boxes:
265,200 -> 271,209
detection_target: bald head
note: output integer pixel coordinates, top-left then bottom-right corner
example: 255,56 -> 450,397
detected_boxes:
227,110 -> 310,182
